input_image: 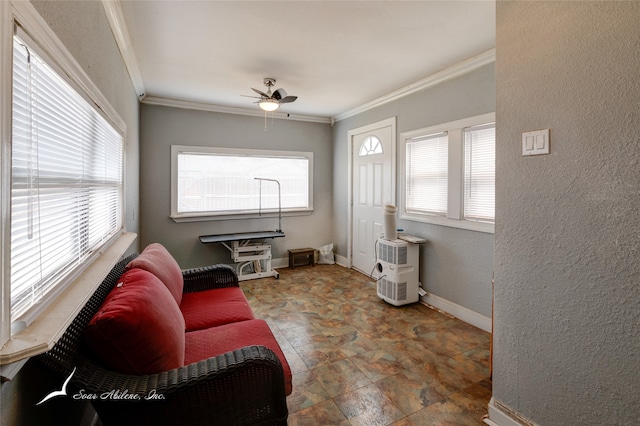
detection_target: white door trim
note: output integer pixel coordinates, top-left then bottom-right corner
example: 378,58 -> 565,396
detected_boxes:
347,117 -> 396,269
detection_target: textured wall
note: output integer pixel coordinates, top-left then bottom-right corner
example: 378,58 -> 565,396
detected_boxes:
332,64 -> 496,318
494,1 -> 640,424
139,104 -> 333,269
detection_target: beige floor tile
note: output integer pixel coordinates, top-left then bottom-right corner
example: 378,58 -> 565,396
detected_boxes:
333,383 -> 405,426
240,264 -> 492,423
287,399 -> 350,426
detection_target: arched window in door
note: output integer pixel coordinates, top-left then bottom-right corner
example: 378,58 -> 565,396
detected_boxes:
359,135 -> 383,156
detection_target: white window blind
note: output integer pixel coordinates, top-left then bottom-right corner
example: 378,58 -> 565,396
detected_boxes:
405,132 -> 448,216
464,123 -> 495,223
11,34 -> 123,322
175,149 -> 311,216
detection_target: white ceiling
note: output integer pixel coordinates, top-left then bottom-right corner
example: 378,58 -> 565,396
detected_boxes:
118,1 -> 495,120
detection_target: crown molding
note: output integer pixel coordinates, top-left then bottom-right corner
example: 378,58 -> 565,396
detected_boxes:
140,44 -> 494,125
333,48 -> 496,122
101,0 -> 145,100
102,0 -> 493,126
142,96 -> 332,124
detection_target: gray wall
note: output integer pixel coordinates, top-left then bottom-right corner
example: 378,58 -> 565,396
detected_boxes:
1,1 -> 140,425
139,104 -> 333,269
494,1 -> 640,424
332,64 -> 495,318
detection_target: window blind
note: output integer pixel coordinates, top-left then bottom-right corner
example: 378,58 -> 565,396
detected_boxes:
11,35 -> 123,321
405,132 -> 448,216
464,123 -> 495,223
177,152 -> 309,214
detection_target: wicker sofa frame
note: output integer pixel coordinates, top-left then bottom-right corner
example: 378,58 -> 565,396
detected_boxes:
35,253 -> 288,426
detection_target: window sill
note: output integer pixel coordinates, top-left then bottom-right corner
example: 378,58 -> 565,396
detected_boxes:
170,209 -> 313,223
401,212 -> 494,234
0,232 -> 137,367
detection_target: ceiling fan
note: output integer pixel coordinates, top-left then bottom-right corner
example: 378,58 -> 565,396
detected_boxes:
244,77 -> 297,112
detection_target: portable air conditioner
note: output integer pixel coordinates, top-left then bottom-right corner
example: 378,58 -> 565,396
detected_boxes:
375,239 -> 420,306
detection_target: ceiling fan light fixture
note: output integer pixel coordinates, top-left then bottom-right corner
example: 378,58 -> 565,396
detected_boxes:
259,98 -> 279,111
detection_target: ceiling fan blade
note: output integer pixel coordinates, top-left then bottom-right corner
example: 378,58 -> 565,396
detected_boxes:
278,95 -> 297,104
272,88 -> 287,100
241,94 -> 261,99
251,88 -> 270,98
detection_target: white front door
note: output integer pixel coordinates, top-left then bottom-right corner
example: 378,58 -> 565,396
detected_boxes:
350,118 -> 396,275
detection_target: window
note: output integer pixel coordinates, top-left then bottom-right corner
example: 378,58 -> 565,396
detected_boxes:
464,123 -> 495,223
359,136 -> 383,156
405,132 -> 448,216
400,113 -> 495,233
9,30 -> 124,324
171,146 -> 313,220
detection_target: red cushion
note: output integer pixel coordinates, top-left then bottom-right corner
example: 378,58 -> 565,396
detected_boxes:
185,319 -> 292,395
180,287 -> 255,332
84,268 -> 185,375
126,243 -> 184,305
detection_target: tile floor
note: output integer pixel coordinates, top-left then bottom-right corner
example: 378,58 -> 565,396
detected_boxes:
240,263 -> 492,426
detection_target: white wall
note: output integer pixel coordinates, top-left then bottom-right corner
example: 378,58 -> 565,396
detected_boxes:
139,104 -> 333,268
332,64 -> 496,318
494,1 -> 640,424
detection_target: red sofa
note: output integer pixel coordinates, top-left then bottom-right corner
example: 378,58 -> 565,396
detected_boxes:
36,244 -> 291,426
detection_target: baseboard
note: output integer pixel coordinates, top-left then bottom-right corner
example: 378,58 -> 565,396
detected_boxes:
272,257 -> 289,269
483,416 -> 500,426
334,253 -> 349,268
486,398 -> 536,426
273,257 -> 492,335
272,255 -> 347,269
422,292 -> 492,333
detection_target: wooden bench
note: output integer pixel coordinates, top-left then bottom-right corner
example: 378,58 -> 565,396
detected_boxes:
288,248 -> 315,269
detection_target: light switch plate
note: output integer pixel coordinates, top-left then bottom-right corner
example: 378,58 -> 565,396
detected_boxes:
522,129 -> 550,156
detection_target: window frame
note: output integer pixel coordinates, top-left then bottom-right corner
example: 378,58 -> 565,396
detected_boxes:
1,0 -> 131,366
399,112 -> 495,234
404,131 -> 449,217
10,29 -> 125,324
170,145 -> 314,222
463,122 -> 496,224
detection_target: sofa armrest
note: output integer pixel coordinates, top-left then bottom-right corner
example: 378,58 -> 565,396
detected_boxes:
181,264 -> 239,292
58,346 -> 288,426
